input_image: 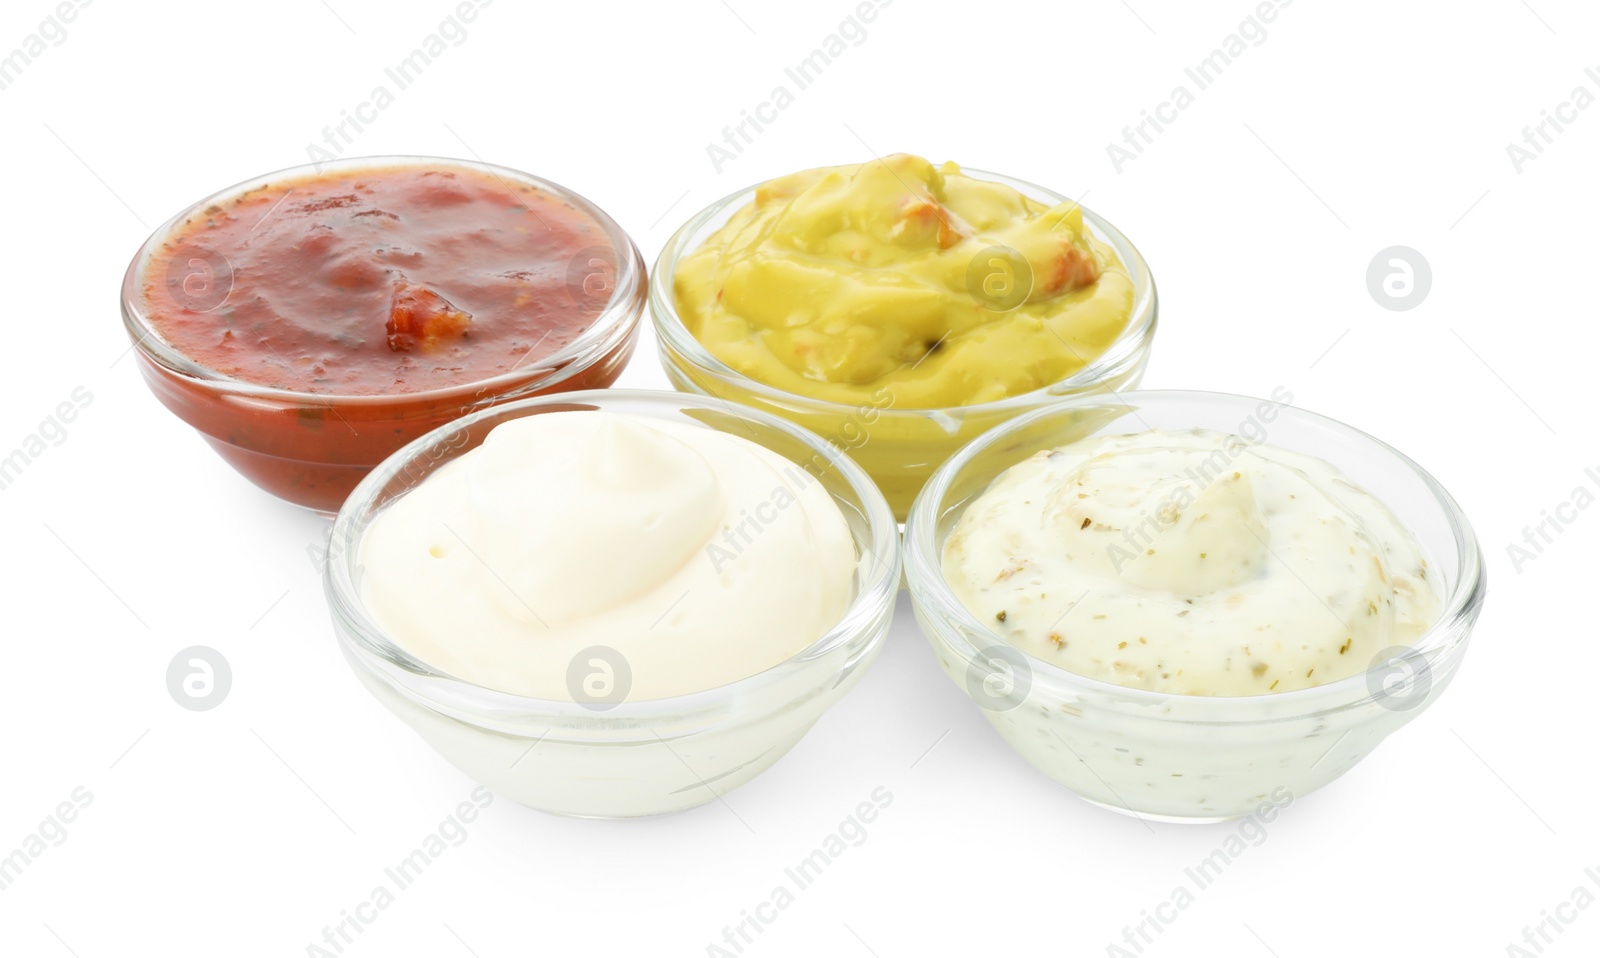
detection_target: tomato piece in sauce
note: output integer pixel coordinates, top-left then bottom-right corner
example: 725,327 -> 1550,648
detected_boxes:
386,282 -> 473,353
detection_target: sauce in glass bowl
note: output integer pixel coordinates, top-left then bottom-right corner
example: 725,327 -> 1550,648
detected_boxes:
122,156 -> 645,512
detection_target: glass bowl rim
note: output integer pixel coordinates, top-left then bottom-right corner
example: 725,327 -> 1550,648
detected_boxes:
647,164 -> 1159,418
902,387 -> 1487,722
324,387 -> 903,732
120,154 -> 646,406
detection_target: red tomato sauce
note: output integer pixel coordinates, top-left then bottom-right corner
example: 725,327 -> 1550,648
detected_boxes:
126,161 -> 639,512
142,165 -> 612,395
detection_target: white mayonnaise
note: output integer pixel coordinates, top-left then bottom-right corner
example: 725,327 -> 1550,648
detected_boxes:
358,411 -> 856,701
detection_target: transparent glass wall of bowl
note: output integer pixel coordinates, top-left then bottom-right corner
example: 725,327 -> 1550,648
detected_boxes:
648,170 -> 1158,521
121,155 -> 646,513
903,390 -> 1485,822
324,389 -> 901,818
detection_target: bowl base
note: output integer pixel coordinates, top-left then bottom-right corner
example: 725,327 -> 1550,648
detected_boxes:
1077,795 -> 1247,825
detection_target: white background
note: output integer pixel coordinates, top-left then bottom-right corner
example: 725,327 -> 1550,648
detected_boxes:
1,0 -> 1595,955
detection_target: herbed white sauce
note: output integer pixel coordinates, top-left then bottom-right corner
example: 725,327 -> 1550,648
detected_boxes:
942,429 -> 1439,696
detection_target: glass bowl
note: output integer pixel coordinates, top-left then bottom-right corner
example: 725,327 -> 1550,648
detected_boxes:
121,155 -> 646,514
649,168 -> 1158,520
324,389 -> 900,819
903,389 -> 1485,822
